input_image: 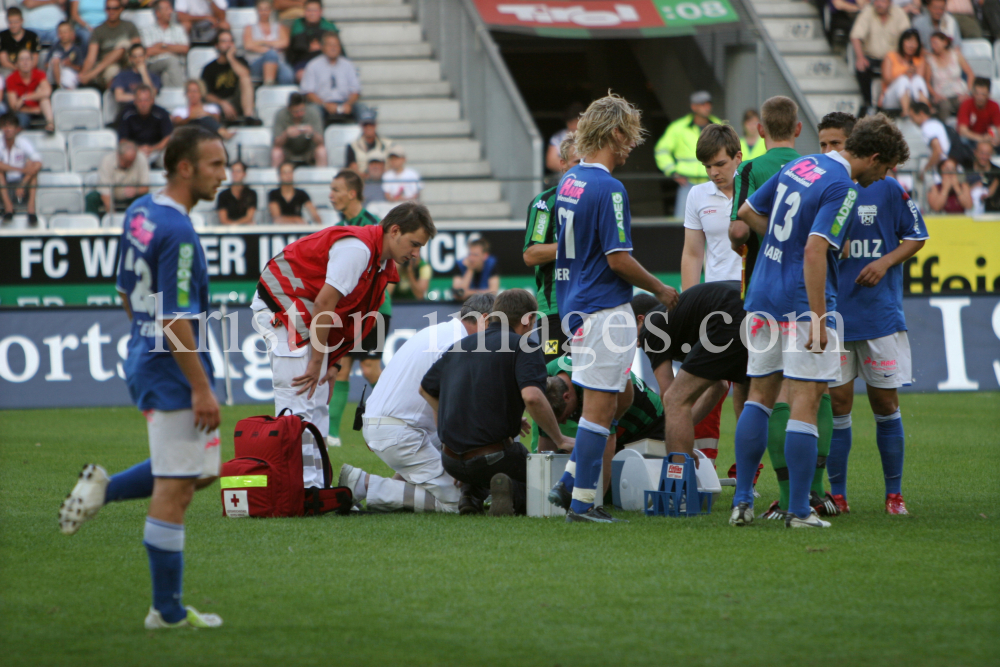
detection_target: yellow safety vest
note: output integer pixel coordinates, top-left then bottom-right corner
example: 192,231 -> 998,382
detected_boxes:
654,113 -> 724,182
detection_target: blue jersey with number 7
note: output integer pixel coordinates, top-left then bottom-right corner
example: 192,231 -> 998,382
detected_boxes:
115,192 -> 213,412
744,152 -> 858,321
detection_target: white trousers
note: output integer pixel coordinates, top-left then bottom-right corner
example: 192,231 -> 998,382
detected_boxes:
882,75 -> 928,109
361,420 -> 461,513
269,348 -> 330,487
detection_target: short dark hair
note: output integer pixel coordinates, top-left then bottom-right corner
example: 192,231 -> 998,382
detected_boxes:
974,76 -> 992,91
630,293 -> 660,318
213,29 -> 233,46
164,126 -> 224,176
910,101 -> 932,116
288,92 -> 305,107
844,113 -> 910,165
153,0 -> 172,9
469,237 -> 491,253
129,42 -> 145,55
231,160 -> 247,171
335,168 -> 364,202
134,84 -> 154,98
304,0 -> 322,6
490,289 -> 538,327
0,112 -> 19,128
760,96 -> 798,142
742,108 -> 760,124
380,201 -> 436,238
460,294 -> 496,322
818,111 -> 856,136
696,123 -> 741,162
545,376 -> 568,419
322,31 -> 340,43
564,102 -> 586,123
6,6 -> 21,18
57,19 -> 74,30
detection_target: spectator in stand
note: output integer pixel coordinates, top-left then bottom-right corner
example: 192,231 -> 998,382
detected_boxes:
879,29 -> 931,117
382,145 -> 421,202
111,43 -> 160,108
268,161 -> 319,223
202,30 -> 261,125
969,140 -> 1000,213
913,101 -> 973,177
363,151 -> 387,203
141,0 -> 189,89
945,0 -> 981,37
171,78 -> 234,139
287,0 -> 337,80
740,108 -> 766,160
895,0 -> 923,17
270,91 -> 326,166
913,0 -> 963,51
79,1 -> 141,89
244,0 -> 294,85
346,108 -> 390,171
395,255 -> 431,301
7,50 -> 54,131
70,0 -> 105,38
927,158 -> 973,212
301,31 -> 360,125
86,138 -> 149,215
217,160 -> 258,224
850,0 -> 911,113
46,21 -> 86,90
22,0 -> 67,48
118,84 -> 172,165
0,112 -> 41,225
823,0 -> 862,47
0,8 -> 40,74
957,78 -> 1000,151
175,0 -> 229,45
452,238 -> 499,297
273,0 -> 304,23
545,102 -> 584,172
927,31 -> 974,120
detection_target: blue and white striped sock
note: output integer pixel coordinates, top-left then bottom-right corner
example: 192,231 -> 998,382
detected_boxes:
569,418 -> 609,514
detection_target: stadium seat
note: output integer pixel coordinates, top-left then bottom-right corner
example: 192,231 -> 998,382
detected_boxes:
294,166 -> 337,208
68,130 -> 117,172
324,124 -> 361,169
52,90 -> 103,132
255,85 -> 298,127
226,8 -> 259,50
962,39 -> 994,78
155,87 -> 186,112
21,130 -> 68,171
187,47 -> 217,80
102,88 -> 120,127
148,170 -> 168,188
366,201 -> 398,219
121,9 -> 155,30
227,128 -> 273,168
245,167 -> 280,220
36,172 -> 85,215
316,208 -> 341,227
47,213 -> 102,229
101,212 -> 127,228
995,40 -> 1000,77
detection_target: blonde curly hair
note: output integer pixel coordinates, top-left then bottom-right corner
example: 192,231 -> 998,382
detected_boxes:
574,92 -> 646,159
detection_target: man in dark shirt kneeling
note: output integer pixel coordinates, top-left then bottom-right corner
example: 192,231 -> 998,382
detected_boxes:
420,288 -> 570,516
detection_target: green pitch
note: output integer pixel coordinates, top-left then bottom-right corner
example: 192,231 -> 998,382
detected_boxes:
1,393 -> 998,667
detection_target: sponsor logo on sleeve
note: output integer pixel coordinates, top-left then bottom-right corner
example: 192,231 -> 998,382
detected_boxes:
532,210 -> 549,243
177,243 -> 193,307
612,192 -> 626,242
831,188 -> 857,237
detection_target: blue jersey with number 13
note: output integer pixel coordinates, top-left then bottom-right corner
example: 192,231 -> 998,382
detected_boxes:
745,152 -> 858,321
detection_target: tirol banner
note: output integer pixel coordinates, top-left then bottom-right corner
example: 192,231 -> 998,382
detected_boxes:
1,297 -> 997,410
472,0 -> 741,38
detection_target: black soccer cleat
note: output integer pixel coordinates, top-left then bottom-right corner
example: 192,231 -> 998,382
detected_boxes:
760,500 -> 787,520
547,481 -> 571,511
565,507 -> 617,524
811,491 -> 841,517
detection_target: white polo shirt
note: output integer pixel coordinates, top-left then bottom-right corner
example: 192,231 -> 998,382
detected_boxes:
0,136 -> 41,183
683,180 -> 741,283
364,319 -> 468,433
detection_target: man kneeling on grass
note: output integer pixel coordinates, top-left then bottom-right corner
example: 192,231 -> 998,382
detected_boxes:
419,289 -> 572,516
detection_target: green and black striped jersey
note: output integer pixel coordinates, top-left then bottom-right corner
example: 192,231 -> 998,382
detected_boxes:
523,186 -> 559,318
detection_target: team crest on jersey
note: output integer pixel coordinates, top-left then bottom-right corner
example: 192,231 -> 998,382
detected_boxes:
126,210 -> 156,252
857,204 -> 877,226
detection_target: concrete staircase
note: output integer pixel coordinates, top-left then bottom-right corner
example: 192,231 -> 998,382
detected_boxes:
749,0 -> 863,119
327,0 -> 512,220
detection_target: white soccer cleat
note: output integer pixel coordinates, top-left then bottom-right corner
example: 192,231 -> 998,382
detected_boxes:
144,606 -> 223,629
729,502 -> 754,526
326,436 -> 342,448
59,464 -> 109,535
338,463 -> 363,492
785,510 -> 832,529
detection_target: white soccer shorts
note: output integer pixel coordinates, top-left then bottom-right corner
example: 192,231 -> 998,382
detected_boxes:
568,303 -> 637,393
147,409 -> 221,478
744,314 -> 841,383
830,331 -> 912,389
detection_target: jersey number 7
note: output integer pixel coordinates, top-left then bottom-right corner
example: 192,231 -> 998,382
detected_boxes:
559,209 -> 575,259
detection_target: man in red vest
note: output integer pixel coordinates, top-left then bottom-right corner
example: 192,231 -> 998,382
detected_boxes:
251,201 -> 436,463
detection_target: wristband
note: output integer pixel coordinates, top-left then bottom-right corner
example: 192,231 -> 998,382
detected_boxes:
610,419 -> 619,428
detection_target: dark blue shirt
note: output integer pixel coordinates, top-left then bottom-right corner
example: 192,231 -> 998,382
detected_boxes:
111,69 -> 161,95
455,254 -> 498,291
118,104 -> 173,146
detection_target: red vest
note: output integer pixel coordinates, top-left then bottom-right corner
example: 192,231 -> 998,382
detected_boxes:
258,225 -> 398,366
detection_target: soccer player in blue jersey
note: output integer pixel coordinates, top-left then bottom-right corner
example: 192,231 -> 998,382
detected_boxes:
822,124 -> 928,516
547,93 -> 678,523
730,114 -> 910,528
58,126 -> 229,628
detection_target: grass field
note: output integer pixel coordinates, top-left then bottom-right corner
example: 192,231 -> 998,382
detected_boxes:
2,392 -> 998,667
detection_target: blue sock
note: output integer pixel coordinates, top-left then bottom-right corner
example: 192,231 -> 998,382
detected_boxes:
143,518 -> 185,623
569,419 -> 608,514
785,420 -> 819,518
558,445 -> 577,493
733,401 -> 772,506
105,459 -> 155,503
875,410 -> 905,496
828,415 -> 852,498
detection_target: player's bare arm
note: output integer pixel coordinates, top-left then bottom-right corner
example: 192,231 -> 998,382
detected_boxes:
737,200 -> 768,236
523,243 -> 556,267
606,251 -> 678,309
856,238 -> 925,287
292,283 -> 344,398
728,218 -> 751,250
803,234 -> 831,352
163,317 -> 220,432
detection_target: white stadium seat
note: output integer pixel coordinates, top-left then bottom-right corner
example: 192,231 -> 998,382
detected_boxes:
227,128 -> 273,168
226,9 -> 259,50
255,85 -> 298,127
21,130 -> 68,171
68,130 -> 117,173
187,47 -> 217,80
121,9 -> 155,30
962,39 -> 995,78
324,124 -> 361,169
102,213 -> 127,229
47,213 -> 102,229
994,40 -> 1000,77
366,201 -> 398,219
316,208 -> 341,227
102,88 -> 119,127
36,172 -> 85,215
245,167 -> 280,220
52,89 -> 103,132
294,166 -> 337,208
156,87 -> 187,112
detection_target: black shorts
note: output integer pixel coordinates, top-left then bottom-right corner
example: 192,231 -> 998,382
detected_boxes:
349,314 -> 391,361
678,319 -> 748,384
540,313 -> 570,365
